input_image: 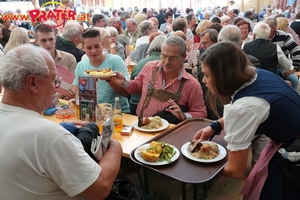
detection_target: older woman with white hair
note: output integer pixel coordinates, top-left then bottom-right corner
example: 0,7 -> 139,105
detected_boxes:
106,26 -> 125,60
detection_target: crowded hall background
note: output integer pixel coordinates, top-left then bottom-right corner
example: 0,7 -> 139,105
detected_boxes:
1,0 -> 300,199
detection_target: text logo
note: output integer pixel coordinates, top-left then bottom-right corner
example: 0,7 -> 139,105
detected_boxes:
1,1 -> 90,28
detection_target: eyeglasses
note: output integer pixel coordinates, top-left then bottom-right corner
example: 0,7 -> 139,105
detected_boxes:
160,53 -> 182,62
40,74 -> 62,88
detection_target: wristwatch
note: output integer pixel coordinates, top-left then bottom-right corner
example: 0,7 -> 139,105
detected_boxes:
111,44 -> 116,49
123,77 -> 130,88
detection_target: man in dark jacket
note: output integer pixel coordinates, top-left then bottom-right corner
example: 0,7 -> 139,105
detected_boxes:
156,8 -> 165,29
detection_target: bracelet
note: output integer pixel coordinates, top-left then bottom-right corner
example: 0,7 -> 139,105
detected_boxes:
209,120 -> 222,135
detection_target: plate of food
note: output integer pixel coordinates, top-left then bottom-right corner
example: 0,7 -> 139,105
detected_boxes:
84,68 -> 116,78
134,141 -> 180,166
181,140 -> 227,163
132,116 -> 169,132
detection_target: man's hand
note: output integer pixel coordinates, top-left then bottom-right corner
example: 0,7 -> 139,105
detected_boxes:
110,71 -> 125,85
66,89 -> 76,100
72,121 -> 89,127
165,99 -> 186,121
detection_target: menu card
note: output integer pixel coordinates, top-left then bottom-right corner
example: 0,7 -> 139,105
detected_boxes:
78,76 -> 98,122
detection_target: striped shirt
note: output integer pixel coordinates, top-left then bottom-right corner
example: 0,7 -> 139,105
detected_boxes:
271,30 -> 300,68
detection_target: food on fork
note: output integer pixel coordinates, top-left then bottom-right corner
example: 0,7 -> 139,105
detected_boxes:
85,68 -> 114,76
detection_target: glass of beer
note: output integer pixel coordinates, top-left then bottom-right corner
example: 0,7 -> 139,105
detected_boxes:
129,45 -> 134,53
95,103 -> 113,134
128,61 -> 137,74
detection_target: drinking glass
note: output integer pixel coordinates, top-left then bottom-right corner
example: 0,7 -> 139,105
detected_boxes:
127,61 -> 137,74
95,103 -> 113,134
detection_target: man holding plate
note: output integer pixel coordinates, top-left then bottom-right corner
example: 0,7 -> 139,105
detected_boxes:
68,28 -> 130,113
110,36 -> 207,124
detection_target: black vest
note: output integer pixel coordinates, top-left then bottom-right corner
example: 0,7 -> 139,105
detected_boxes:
243,39 -> 278,75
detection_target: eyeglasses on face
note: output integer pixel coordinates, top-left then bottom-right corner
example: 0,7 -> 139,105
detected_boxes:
39,74 -> 62,88
160,53 -> 182,62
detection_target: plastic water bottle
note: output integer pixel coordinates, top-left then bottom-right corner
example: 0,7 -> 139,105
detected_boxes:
113,97 -> 123,133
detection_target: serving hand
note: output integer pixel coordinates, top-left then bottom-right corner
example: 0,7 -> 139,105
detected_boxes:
165,98 -> 186,121
109,71 -> 125,84
193,126 -> 214,141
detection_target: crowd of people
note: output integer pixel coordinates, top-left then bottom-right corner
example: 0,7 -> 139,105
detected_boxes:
1,1 -> 300,199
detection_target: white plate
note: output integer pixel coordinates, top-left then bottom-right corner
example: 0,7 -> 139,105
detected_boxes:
132,117 -> 169,132
84,72 -> 116,78
134,143 -> 180,166
181,141 -> 227,163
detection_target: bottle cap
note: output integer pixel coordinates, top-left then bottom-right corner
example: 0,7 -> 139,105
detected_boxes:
115,97 -> 119,101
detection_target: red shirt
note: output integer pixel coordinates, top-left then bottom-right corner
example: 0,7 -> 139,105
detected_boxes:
126,61 -> 207,118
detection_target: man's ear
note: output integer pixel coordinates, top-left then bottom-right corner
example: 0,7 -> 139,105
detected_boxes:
27,74 -> 38,93
182,53 -> 187,60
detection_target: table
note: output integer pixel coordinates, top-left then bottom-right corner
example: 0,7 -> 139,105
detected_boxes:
44,100 -> 174,157
130,118 -> 228,200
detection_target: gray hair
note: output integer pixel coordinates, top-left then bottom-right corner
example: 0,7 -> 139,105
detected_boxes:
0,44 -> 53,91
120,11 -> 130,20
264,17 -> 277,28
126,18 -> 137,26
148,35 -> 167,54
139,20 -> 153,36
200,29 -> 218,43
162,36 -> 187,55
253,22 -> 271,40
218,25 -> 242,46
63,21 -> 82,41
106,26 -> 118,36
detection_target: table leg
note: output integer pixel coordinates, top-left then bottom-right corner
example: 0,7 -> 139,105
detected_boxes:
134,163 -> 143,187
181,182 -> 186,200
193,184 -> 198,200
200,182 -> 209,200
142,167 -> 150,194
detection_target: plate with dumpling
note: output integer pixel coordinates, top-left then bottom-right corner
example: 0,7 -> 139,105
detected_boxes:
134,141 -> 179,166
181,140 -> 227,163
85,68 -> 116,78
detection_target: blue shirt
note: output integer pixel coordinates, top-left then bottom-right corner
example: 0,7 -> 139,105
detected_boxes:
73,54 -> 130,113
